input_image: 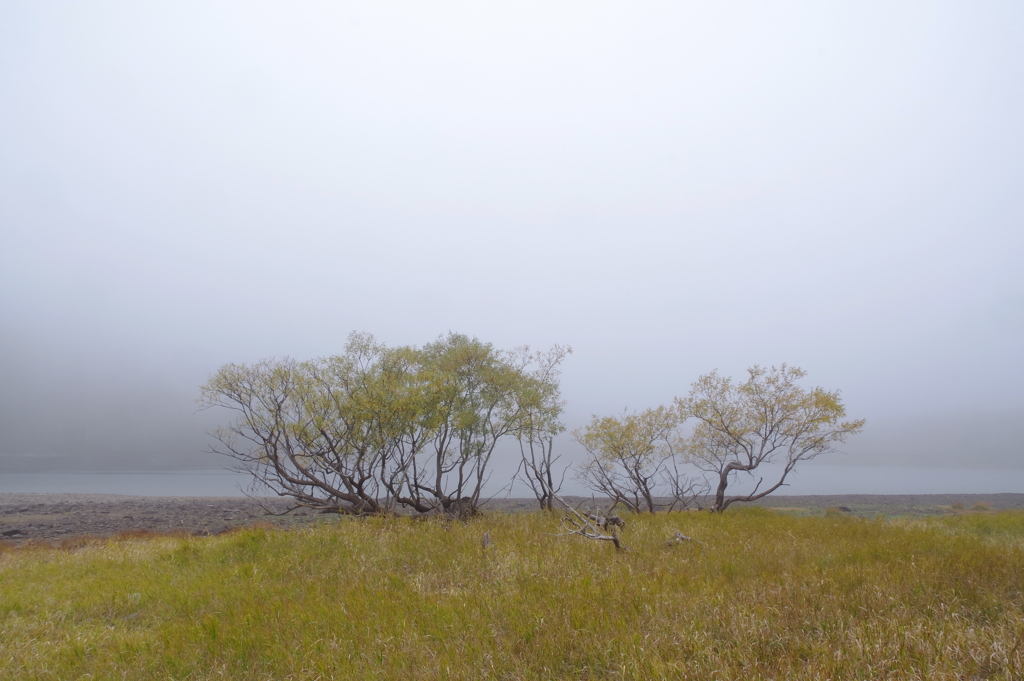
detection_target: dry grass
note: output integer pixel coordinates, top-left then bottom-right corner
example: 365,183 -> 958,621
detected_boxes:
1,509 -> 1022,679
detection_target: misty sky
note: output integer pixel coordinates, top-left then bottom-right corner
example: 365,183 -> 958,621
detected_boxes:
1,2 -> 1022,486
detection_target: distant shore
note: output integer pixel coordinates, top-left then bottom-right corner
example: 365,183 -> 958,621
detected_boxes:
2,493 -> 1023,545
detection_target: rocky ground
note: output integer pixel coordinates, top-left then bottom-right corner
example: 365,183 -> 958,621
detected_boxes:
749,492 -> 1024,517
0,494 -> 319,545
1,493 -> 1022,546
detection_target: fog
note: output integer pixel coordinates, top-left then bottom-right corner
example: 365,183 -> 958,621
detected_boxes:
1,2 -> 1022,491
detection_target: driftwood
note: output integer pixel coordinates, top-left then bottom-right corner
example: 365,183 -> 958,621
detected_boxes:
552,494 -> 627,551
587,513 -> 626,531
664,530 -> 702,547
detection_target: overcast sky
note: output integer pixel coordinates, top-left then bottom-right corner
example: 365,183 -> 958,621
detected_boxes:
1,2 -> 1022,484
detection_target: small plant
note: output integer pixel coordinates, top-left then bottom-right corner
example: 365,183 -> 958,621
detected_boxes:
971,502 -> 992,512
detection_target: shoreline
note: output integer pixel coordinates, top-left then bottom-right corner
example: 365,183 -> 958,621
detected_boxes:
2,493 -> 1023,545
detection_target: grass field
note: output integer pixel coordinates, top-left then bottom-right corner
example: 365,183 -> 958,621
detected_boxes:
2,509 -> 1022,680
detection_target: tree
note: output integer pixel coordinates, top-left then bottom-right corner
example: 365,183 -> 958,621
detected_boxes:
675,364 -> 865,512
384,333 -> 549,517
573,406 -> 680,514
513,345 -> 572,511
198,335 -> 400,515
199,332 -> 567,518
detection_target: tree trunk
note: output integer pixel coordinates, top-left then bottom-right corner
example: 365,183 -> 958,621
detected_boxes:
713,469 -> 730,512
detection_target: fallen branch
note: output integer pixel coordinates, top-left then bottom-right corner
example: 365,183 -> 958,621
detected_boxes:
587,513 -> 626,531
552,494 -> 627,551
664,530 -> 703,547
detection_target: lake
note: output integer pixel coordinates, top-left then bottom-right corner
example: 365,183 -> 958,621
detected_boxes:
0,469 -> 255,496
0,464 -> 1021,497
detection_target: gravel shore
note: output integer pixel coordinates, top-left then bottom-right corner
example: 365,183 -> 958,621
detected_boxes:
0,494 -> 316,544
2,493 -> 1022,545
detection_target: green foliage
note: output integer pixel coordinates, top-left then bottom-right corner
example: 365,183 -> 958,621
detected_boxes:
678,364 -> 865,511
2,512 -> 1022,679
575,407 -> 679,468
199,333 -> 568,517
575,364 -> 865,514
573,406 -> 680,513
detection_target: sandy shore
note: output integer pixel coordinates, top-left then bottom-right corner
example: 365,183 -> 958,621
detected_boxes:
2,493 -> 1022,545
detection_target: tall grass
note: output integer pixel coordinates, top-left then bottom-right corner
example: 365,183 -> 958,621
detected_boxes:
1,510 -> 1022,679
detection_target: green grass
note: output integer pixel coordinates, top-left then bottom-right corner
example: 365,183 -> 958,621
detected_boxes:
2,510 -> 1023,680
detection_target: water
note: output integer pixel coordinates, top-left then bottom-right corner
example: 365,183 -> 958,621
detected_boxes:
0,469 -> 254,496
751,464 -> 1024,496
0,465 -> 1021,497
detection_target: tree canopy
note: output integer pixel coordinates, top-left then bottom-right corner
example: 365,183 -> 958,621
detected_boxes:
676,364 -> 866,511
574,364 -> 865,512
573,407 -> 680,514
203,339 -> 861,516
199,332 -> 569,517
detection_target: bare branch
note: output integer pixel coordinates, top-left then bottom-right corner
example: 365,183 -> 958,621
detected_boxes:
552,494 -> 627,551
